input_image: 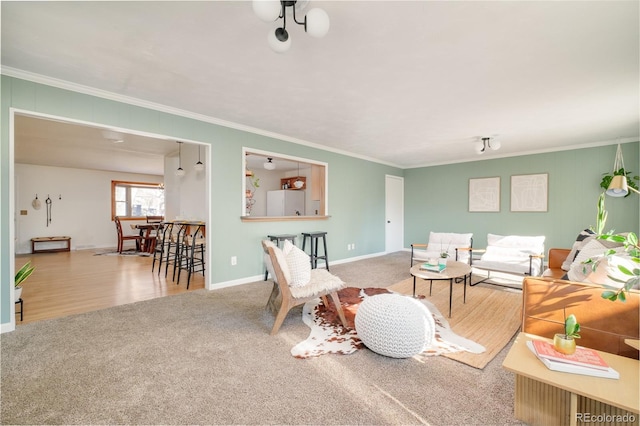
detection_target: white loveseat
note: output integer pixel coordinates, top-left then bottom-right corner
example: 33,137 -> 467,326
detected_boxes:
471,233 -> 545,284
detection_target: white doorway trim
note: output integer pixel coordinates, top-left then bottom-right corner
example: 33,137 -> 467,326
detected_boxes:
4,108 -> 213,333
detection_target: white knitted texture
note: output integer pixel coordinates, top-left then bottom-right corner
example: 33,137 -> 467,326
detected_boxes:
355,294 -> 435,358
283,240 -> 311,288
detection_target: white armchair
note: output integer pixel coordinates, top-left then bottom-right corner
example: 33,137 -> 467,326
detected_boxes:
410,232 -> 473,266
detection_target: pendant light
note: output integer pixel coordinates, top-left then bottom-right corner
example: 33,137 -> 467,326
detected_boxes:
264,157 -> 276,170
194,145 -> 204,172
606,144 -> 639,197
294,162 -> 304,188
175,141 -> 185,177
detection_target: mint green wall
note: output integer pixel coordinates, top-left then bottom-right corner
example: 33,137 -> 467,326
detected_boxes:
3,75 -> 638,328
405,143 -> 640,250
0,76 -> 402,326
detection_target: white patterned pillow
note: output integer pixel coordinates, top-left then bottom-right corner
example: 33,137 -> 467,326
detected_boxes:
262,240 -> 291,284
283,240 -> 311,288
561,229 -> 596,271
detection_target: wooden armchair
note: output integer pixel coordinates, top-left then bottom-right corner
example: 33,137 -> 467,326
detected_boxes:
262,240 -> 347,335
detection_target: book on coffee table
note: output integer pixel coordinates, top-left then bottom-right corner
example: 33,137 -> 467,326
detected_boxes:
526,341 -> 619,379
420,262 -> 446,272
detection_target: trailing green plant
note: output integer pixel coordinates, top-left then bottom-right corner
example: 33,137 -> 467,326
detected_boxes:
591,192 -> 608,235
600,168 -> 639,197
584,193 -> 638,302
593,232 -> 640,302
15,261 -> 35,287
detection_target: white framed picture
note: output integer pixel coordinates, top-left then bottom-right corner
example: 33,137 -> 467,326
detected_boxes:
510,173 -> 548,212
469,177 -> 500,212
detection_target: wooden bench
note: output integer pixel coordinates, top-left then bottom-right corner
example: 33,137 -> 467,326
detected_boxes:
31,236 -> 71,253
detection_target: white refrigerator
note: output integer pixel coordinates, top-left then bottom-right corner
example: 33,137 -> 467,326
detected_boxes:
267,190 -> 305,216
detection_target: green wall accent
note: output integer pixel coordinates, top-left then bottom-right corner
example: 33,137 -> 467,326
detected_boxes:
2,75 -> 639,329
0,76 -> 402,326
405,143 -> 640,250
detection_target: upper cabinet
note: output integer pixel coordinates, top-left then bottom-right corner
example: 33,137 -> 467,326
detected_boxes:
280,176 -> 306,190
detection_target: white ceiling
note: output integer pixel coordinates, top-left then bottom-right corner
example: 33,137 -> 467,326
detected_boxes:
2,1 -> 639,174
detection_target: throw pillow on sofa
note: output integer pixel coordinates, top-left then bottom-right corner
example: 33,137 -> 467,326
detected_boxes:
566,238 -> 626,282
561,228 -> 595,271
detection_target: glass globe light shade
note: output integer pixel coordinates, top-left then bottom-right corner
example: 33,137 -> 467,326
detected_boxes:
305,8 -> 330,38
252,0 -> 281,22
264,159 -> 276,170
175,167 -> 186,177
267,28 -> 291,53
474,141 -> 485,155
490,139 -> 501,150
194,161 -> 205,172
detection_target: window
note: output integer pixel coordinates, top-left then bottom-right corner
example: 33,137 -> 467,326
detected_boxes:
111,180 -> 164,220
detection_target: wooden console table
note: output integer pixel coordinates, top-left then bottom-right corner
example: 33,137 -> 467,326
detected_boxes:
31,236 -> 71,253
503,333 -> 639,426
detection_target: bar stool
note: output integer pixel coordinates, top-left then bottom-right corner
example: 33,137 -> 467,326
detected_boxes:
177,223 -> 206,289
164,222 -> 188,281
152,222 -> 170,274
301,231 -> 329,270
264,234 -> 297,280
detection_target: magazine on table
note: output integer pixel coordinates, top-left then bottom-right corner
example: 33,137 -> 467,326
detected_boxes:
526,340 -> 619,379
420,262 -> 446,272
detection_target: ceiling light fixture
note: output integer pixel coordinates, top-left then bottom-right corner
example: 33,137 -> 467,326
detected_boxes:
264,157 -> 276,170
606,144 -> 639,197
194,145 -> 205,172
475,137 -> 501,155
175,141 -> 185,177
253,0 -> 330,53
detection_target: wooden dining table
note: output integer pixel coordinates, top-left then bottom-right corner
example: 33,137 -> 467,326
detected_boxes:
130,223 -> 161,253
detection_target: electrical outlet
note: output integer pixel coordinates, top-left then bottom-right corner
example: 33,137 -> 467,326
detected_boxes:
231,256 -> 237,266
352,243 -> 355,250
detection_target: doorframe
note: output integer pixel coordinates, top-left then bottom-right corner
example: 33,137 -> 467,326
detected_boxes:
5,107 -> 212,332
385,174 -> 404,253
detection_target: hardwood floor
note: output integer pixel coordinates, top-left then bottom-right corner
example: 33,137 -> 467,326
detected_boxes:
14,248 -> 204,325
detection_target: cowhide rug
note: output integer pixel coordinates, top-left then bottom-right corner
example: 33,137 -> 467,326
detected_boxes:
291,287 -> 486,359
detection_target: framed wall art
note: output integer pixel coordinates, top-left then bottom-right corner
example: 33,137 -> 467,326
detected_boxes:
468,177 -> 500,212
510,173 -> 548,212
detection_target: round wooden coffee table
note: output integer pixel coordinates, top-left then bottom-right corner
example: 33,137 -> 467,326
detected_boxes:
410,260 -> 472,317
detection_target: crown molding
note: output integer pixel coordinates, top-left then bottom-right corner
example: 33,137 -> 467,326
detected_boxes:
1,67 -> 403,169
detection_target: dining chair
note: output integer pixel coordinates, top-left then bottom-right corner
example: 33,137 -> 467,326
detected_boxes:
114,216 -> 143,253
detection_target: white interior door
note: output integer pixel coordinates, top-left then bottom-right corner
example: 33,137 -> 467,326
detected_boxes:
385,175 -> 404,253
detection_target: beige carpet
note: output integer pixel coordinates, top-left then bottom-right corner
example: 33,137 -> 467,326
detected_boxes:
389,278 -> 523,369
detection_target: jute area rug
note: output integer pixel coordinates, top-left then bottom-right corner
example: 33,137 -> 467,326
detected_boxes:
389,278 -> 523,369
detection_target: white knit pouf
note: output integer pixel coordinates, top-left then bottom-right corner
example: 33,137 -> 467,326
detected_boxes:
355,293 -> 435,358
